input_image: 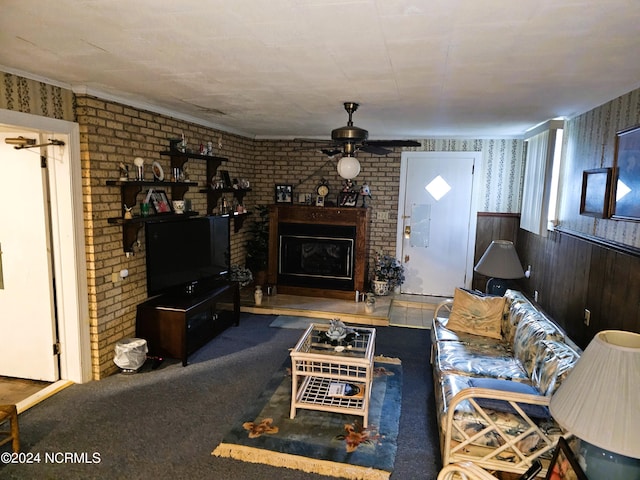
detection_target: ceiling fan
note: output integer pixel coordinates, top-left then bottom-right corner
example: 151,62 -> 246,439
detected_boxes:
297,102 -> 421,157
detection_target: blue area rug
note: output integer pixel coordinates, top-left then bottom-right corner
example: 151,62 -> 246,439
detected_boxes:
212,357 -> 402,479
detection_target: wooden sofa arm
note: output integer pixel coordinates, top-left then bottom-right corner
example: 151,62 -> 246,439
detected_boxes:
443,387 -> 557,476
438,461 -> 499,480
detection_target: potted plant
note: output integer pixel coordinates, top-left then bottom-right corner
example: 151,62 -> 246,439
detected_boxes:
245,205 -> 270,285
372,251 -> 405,295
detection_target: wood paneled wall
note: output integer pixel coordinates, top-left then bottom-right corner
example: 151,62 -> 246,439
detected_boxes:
516,228 -> 640,350
473,213 -> 640,349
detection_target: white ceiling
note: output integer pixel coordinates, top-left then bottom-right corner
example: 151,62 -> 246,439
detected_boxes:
1,0 -> 639,139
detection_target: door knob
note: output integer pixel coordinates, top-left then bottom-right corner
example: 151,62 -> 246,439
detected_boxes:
404,225 -> 411,238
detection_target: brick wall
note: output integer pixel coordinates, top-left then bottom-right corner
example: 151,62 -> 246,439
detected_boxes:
76,95 -> 255,378
252,140 -> 403,278
68,98 -> 520,378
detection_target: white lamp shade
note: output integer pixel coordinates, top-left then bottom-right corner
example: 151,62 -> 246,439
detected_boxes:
550,330 -> 640,459
337,155 -> 361,179
473,240 -> 524,279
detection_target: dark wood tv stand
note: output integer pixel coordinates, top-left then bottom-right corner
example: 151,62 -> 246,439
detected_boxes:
136,281 -> 240,366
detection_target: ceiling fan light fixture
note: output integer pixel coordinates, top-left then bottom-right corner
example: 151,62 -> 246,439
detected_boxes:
337,154 -> 361,180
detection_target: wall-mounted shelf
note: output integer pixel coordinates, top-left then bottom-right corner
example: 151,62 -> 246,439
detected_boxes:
160,150 -> 228,172
201,187 -> 252,210
228,211 -> 252,232
107,180 -> 198,210
107,212 -> 200,253
107,143 -> 249,252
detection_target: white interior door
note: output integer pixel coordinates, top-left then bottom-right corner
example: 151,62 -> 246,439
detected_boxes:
397,152 -> 479,296
0,133 -> 59,381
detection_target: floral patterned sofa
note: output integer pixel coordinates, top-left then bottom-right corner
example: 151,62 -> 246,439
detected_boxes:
431,289 -> 581,477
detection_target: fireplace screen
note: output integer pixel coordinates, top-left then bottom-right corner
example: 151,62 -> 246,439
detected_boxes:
278,223 -> 356,290
280,235 -> 353,279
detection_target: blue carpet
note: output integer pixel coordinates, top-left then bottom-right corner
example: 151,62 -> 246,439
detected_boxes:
213,357 -> 402,479
269,315 -> 330,329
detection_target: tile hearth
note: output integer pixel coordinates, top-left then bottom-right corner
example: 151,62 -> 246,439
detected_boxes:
239,287 -> 446,329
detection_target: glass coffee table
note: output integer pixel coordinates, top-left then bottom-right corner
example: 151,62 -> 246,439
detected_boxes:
289,323 -> 376,427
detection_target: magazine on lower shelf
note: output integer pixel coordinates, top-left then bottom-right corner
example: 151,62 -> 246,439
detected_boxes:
328,382 -> 364,399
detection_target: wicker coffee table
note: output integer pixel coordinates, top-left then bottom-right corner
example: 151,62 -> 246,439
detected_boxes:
289,323 -> 376,427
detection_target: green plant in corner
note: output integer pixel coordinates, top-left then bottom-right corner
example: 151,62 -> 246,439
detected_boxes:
245,205 -> 270,282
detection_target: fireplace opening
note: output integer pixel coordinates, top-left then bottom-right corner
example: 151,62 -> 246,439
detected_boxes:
278,223 -> 356,290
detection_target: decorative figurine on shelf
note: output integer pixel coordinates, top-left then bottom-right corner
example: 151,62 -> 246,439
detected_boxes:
118,162 -> 129,181
342,179 -> 355,192
123,204 -> 133,220
360,182 -> 372,207
207,141 -> 214,155
133,157 -> 145,181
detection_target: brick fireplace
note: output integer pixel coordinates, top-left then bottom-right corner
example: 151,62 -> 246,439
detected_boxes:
268,205 -> 370,300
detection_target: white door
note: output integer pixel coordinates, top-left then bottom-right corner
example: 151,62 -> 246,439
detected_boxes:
397,152 -> 479,296
0,133 -> 59,381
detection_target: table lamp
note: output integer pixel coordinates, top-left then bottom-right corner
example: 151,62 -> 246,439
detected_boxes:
550,330 -> 640,479
473,240 -> 524,295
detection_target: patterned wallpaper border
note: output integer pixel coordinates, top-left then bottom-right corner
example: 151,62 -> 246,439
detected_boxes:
409,138 -> 526,213
1,72 -> 75,122
559,87 -> 640,248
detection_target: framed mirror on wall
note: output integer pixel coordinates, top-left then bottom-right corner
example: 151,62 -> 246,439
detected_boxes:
611,124 -> 640,221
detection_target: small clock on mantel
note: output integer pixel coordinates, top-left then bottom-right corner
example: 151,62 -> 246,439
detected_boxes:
316,179 -> 330,198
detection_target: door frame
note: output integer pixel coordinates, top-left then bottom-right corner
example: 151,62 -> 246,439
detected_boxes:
0,108 -> 92,384
396,151 -> 482,294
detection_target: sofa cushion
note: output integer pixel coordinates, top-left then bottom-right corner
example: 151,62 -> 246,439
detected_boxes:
434,340 -> 529,381
468,377 -> 551,419
432,318 -> 509,346
532,340 -> 581,396
446,288 -> 505,340
512,314 -> 565,378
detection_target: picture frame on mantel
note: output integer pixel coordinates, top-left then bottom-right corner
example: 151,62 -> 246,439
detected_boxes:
611,124 -> 640,221
580,168 -> 612,218
275,184 -> 293,204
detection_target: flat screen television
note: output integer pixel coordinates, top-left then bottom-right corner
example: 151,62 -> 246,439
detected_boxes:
145,215 -> 230,296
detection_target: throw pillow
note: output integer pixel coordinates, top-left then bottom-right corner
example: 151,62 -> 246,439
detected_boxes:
446,288 -> 505,340
468,377 -> 551,419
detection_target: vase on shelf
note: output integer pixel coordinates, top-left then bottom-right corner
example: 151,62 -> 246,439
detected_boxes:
372,279 -> 389,296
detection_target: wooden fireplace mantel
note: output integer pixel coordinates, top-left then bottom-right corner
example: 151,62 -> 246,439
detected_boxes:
268,205 -> 370,300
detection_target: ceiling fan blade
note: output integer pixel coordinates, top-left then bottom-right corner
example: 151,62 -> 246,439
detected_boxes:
294,138 -> 334,144
321,148 -> 343,157
360,144 -> 392,155
366,140 -> 421,147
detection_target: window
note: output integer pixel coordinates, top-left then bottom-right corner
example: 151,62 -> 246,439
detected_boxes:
520,120 -> 564,236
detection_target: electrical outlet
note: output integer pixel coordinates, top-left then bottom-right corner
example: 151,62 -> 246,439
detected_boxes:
584,309 -> 591,326
377,211 -> 389,221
